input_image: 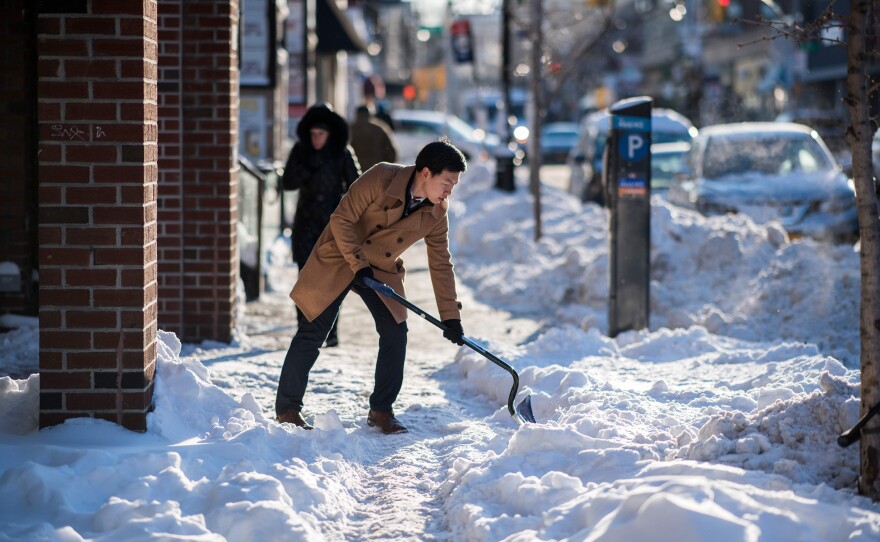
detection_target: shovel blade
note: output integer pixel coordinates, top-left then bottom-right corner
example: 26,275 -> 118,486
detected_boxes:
514,395 -> 537,424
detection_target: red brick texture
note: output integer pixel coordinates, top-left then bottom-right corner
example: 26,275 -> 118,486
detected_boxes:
37,1 -> 160,432
157,0 -> 240,344
0,1 -> 38,317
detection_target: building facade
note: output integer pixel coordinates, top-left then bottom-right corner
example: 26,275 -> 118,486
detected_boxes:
0,0 -> 241,431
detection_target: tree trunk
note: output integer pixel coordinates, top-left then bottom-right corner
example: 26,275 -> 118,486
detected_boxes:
529,0 -> 543,241
846,0 -> 880,500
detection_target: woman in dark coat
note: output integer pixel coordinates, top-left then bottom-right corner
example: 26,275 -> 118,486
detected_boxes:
282,103 -> 361,346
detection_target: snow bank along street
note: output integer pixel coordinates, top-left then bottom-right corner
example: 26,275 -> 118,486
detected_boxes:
1,162 -> 879,540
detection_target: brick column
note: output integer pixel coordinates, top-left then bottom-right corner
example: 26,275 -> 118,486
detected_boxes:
157,0 -> 239,344
37,1 -> 159,431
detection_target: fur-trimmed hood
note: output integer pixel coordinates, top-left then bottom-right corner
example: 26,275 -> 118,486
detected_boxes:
295,103 -> 349,153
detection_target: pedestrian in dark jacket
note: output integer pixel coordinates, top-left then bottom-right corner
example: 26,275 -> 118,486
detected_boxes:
349,105 -> 397,171
282,103 -> 361,347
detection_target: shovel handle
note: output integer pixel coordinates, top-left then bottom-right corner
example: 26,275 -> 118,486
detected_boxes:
363,277 -> 446,329
363,276 -> 521,417
838,402 -> 880,448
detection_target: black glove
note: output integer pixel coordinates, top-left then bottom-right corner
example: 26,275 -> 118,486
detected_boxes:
442,319 -> 464,346
353,267 -> 375,288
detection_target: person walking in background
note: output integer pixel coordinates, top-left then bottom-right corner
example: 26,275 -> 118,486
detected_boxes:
275,140 -> 469,434
349,104 -> 397,171
375,102 -> 396,132
282,103 -> 361,347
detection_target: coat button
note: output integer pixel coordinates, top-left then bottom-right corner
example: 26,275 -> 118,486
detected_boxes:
397,237 -> 403,243
385,252 -> 391,257
384,206 -> 388,211
365,239 -> 372,244
376,225 -> 383,229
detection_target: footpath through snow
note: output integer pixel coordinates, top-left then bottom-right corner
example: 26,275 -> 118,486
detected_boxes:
1,162 -> 880,540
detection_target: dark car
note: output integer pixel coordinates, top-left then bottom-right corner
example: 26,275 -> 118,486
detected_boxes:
668,122 -> 858,243
568,108 -> 697,205
540,122 -> 579,164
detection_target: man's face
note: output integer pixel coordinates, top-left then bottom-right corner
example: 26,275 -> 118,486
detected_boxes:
420,167 -> 460,204
310,128 -> 329,150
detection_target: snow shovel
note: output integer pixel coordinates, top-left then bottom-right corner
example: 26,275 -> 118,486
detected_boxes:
363,276 -> 536,424
838,402 -> 880,448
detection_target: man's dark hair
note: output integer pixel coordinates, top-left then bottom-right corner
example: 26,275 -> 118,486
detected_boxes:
414,138 -> 467,175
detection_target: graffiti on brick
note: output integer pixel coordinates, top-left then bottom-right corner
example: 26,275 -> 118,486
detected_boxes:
50,124 -> 88,141
50,124 -> 107,141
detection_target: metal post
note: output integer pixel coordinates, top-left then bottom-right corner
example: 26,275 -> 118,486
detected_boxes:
494,0 -> 515,191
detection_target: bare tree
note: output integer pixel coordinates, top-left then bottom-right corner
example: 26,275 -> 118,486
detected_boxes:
846,0 -> 880,501
745,0 -> 879,499
514,0 -> 614,240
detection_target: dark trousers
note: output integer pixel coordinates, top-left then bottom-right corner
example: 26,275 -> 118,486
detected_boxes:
296,306 -> 338,345
276,282 -> 408,415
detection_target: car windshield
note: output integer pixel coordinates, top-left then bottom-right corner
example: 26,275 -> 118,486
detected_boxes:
652,151 -> 687,187
652,132 -> 692,144
702,133 -> 834,180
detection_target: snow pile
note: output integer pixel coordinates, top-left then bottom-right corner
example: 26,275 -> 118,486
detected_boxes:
449,182 -> 861,364
0,332 -> 352,541
0,317 -> 39,379
0,374 -> 38,436
442,324 -> 874,541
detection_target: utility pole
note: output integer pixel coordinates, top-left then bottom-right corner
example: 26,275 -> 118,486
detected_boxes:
529,0 -> 543,239
494,0 -> 516,191
501,0 -> 512,147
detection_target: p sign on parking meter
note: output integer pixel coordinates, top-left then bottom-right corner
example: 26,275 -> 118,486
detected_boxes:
605,97 -> 652,337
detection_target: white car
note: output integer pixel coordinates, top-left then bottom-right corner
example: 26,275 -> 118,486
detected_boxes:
668,122 -> 858,243
391,109 -> 500,164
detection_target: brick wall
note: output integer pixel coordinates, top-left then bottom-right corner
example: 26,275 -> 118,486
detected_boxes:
0,1 -> 38,317
37,1 -> 160,431
157,0 -> 240,343
157,0 -> 185,335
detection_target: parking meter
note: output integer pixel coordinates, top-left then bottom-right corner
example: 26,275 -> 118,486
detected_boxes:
606,97 -> 652,337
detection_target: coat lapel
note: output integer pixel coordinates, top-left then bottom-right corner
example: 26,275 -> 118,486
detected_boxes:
381,165 -> 448,231
384,166 -> 412,224
385,166 -> 412,203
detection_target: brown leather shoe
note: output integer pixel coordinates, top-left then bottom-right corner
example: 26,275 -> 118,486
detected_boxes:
367,409 -> 408,434
276,409 -> 313,430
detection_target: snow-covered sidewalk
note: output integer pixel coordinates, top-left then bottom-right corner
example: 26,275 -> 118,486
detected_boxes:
1,162 -> 880,540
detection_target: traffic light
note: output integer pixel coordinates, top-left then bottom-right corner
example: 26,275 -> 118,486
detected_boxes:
708,0 -> 731,23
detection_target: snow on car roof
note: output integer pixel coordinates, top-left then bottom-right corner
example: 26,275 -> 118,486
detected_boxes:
580,107 -> 695,135
699,122 -> 817,137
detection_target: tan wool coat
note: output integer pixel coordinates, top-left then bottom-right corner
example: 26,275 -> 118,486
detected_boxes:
290,163 -> 462,324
